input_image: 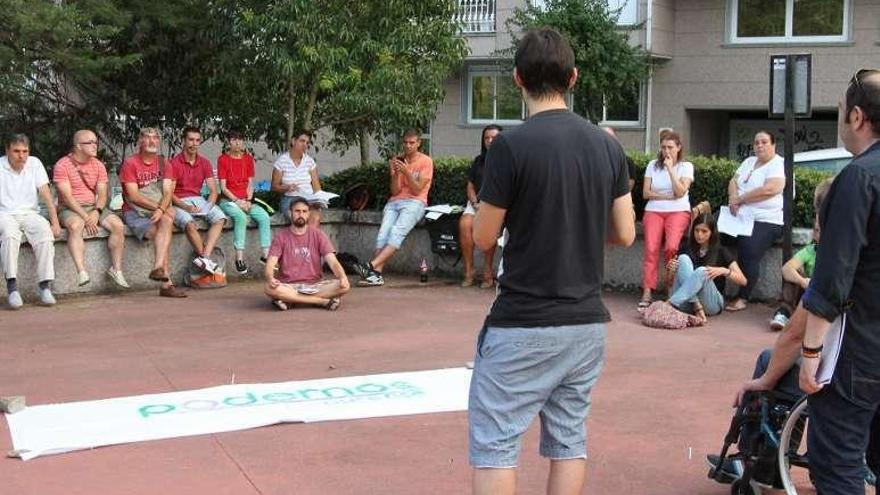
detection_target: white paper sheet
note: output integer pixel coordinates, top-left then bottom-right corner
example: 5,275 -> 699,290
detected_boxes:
5,368 -> 472,461
425,204 -> 454,214
717,206 -> 755,237
816,314 -> 846,385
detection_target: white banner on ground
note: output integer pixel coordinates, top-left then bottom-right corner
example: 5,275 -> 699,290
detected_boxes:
6,367 -> 472,461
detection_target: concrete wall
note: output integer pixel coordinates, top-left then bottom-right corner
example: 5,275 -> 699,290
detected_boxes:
10,209 -> 810,303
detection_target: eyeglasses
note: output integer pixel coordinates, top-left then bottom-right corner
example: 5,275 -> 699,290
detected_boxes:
77,140 -> 98,145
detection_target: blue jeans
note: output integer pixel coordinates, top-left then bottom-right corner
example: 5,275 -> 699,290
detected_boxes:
376,199 -> 425,250
668,254 -> 724,315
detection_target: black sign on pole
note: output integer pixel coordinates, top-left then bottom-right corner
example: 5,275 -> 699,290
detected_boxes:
769,53 -> 811,263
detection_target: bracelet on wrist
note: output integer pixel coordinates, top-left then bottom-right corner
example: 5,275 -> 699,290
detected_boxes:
801,349 -> 821,359
802,343 -> 823,354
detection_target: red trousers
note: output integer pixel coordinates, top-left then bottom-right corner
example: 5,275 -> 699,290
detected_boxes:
642,210 -> 691,290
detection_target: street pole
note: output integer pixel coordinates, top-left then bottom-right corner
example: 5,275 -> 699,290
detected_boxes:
782,55 -> 795,263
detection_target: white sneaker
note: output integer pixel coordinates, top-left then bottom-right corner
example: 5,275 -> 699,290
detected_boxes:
202,257 -> 219,274
7,290 -> 23,310
106,268 -> 130,288
769,312 -> 789,331
192,256 -> 217,274
77,270 -> 90,286
38,287 -> 56,306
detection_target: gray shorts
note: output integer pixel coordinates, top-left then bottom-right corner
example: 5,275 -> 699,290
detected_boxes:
121,209 -> 154,241
173,196 -> 227,229
468,323 -> 606,468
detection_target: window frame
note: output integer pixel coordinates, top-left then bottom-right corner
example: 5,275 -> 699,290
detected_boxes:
598,83 -> 644,127
727,0 -> 852,45
466,69 -> 526,125
609,0 -> 638,26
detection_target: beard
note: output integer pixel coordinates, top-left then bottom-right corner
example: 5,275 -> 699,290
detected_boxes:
293,218 -> 307,227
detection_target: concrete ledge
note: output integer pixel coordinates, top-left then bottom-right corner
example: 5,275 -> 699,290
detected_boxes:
10,208 -> 811,301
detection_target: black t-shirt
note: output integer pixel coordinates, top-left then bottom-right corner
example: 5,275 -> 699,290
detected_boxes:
478,109 -> 630,327
678,244 -> 736,293
468,154 -> 486,192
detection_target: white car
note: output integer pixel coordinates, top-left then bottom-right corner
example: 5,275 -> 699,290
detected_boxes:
794,147 -> 852,173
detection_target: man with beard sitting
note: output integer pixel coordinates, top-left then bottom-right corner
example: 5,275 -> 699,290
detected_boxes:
263,197 -> 349,311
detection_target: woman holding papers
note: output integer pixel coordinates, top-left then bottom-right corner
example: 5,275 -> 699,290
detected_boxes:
217,131 -> 272,275
272,129 -> 326,227
639,131 -> 694,309
724,130 -> 785,311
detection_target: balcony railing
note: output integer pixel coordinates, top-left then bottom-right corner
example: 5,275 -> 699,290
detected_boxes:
454,0 -> 496,33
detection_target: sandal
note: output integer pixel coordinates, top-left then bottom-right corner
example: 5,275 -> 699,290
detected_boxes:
273,299 -> 289,311
637,299 -> 652,310
480,279 -> 495,289
461,277 -> 474,288
725,299 -> 747,312
325,297 -> 341,311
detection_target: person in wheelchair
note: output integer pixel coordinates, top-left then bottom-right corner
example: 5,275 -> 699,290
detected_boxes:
708,304 -> 878,493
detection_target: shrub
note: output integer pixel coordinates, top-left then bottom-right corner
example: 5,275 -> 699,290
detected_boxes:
312,153 -> 832,228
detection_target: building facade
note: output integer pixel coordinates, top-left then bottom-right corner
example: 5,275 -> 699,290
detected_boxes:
426,0 -> 879,164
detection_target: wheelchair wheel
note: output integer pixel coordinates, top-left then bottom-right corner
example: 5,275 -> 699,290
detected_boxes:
778,396 -> 810,495
731,478 -> 760,495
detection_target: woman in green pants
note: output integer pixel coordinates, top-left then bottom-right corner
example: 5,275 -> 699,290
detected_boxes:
217,131 -> 271,274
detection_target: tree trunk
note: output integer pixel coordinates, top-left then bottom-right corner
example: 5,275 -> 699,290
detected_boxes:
359,128 -> 370,166
303,79 -> 320,131
286,78 -> 296,144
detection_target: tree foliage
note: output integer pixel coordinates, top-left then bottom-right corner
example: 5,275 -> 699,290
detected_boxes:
0,0 -> 135,160
0,0 -> 467,165
506,0 -> 651,123
212,0 -> 468,157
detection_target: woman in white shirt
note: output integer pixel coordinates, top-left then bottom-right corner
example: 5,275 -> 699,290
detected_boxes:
724,130 -> 785,311
271,129 -> 324,227
639,131 -> 694,308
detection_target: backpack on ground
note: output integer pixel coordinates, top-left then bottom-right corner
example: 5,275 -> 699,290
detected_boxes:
183,247 -> 228,289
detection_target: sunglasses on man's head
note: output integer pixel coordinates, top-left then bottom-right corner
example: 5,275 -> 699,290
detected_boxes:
851,68 -> 880,93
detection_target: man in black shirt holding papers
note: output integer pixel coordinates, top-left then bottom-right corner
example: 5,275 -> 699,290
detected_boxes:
737,70 -> 880,493
798,69 -> 880,494
467,28 -> 635,495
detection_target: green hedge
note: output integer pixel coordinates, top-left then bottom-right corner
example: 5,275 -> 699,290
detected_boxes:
258,154 -> 832,228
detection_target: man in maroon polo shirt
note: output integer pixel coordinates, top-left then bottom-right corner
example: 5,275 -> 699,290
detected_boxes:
170,126 -> 227,274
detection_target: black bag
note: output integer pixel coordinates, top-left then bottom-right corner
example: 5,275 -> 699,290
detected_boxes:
424,212 -> 461,255
335,252 -> 364,276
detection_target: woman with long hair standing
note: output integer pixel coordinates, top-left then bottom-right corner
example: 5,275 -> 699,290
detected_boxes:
639,131 -> 694,308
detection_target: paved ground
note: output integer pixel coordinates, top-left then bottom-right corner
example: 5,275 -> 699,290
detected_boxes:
0,278 -> 819,494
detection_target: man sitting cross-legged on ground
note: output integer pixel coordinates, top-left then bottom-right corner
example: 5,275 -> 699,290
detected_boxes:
170,126 -> 227,274
54,129 -> 129,288
264,197 -> 349,311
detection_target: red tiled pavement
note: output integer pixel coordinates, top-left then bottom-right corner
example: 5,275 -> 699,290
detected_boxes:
0,279 -> 795,494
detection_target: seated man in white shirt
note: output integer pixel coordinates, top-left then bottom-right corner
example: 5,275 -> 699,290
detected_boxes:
0,134 -> 62,309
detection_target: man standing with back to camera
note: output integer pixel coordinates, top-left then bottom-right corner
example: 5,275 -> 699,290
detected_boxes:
468,27 -> 636,495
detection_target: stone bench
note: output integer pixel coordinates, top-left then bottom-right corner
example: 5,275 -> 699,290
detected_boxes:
8,208 -> 812,301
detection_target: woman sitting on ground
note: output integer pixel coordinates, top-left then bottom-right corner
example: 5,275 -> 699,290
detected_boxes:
639,131 -> 694,309
723,130 -> 785,312
666,212 -> 747,323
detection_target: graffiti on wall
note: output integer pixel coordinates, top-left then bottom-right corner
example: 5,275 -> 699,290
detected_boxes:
729,119 -> 839,161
